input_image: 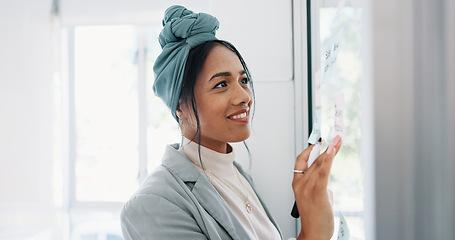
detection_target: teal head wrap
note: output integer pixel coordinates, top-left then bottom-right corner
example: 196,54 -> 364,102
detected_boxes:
153,5 -> 219,120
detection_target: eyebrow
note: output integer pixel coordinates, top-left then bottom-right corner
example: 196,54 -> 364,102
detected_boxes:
209,70 -> 247,81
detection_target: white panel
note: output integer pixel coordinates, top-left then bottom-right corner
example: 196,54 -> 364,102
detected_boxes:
0,0 -> 62,239
368,0 -> 455,239
0,0 -> 54,207
412,0 -> 455,239
370,0 -> 417,238
447,1 -> 455,237
60,0 -> 294,83
60,0 -> 212,25
212,0 -> 293,83
234,81 -> 296,239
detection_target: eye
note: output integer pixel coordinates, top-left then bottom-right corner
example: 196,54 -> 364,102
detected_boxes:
240,77 -> 249,85
214,80 -> 228,88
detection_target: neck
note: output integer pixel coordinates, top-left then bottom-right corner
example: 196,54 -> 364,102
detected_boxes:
182,134 -> 230,153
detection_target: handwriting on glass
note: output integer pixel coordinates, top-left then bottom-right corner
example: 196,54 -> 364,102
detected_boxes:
334,94 -> 344,138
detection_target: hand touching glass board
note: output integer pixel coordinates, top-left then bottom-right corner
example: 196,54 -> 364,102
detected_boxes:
307,0 -> 364,239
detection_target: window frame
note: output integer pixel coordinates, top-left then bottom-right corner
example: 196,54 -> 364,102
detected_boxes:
65,24 -> 153,210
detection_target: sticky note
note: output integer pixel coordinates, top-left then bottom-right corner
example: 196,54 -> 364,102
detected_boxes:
337,213 -> 350,240
307,142 -> 321,167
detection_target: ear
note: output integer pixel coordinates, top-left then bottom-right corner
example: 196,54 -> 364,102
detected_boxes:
176,101 -> 187,120
176,108 -> 184,120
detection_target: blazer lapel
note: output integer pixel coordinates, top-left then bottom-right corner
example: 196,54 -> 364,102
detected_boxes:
191,176 -> 251,240
161,144 -> 251,240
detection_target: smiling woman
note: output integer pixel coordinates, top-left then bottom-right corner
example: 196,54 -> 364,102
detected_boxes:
121,5 -> 342,240
178,43 -> 253,153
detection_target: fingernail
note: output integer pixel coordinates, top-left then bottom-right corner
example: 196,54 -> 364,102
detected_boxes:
327,145 -> 333,154
332,135 -> 342,146
327,135 -> 342,154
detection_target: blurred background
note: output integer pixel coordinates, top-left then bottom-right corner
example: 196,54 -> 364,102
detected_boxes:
0,0 -> 454,240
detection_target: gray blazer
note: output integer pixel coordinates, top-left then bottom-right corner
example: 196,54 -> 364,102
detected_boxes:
121,143 -> 282,240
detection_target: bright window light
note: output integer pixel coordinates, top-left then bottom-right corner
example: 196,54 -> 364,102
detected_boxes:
74,25 -> 139,202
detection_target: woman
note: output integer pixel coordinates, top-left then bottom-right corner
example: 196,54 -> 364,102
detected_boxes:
121,5 -> 343,240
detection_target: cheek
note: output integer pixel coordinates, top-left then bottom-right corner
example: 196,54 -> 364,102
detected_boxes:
196,99 -> 229,133
198,99 -> 226,123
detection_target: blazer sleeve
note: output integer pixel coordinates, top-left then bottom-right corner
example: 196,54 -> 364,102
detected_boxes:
121,193 -> 208,240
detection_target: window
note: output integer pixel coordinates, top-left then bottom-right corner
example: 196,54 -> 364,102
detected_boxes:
307,0 -> 365,239
65,24 -> 180,239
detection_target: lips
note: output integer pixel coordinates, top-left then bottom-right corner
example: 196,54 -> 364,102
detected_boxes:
227,108 -> 249,122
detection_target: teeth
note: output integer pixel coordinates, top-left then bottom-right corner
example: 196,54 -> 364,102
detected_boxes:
230,112 -> 247,119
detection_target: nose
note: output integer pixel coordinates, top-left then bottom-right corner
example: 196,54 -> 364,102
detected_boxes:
231,82 -> 252,106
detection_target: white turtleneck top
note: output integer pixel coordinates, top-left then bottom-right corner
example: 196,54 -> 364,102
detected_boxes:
179,137 -> 282,240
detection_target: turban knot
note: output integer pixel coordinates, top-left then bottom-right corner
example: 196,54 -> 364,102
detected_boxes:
153,5 -> 219,120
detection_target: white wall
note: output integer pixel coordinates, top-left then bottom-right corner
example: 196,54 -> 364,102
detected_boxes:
0,0 -> 61,239
59,0 -> 294,83
211,1 -> 293,83
60,0 -> 212,25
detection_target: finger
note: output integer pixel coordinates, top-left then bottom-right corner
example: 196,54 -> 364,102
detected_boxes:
317,136 -> 343,187
333,136 -> 343,154
294,144 -> 316,172
326,135 -> 342,155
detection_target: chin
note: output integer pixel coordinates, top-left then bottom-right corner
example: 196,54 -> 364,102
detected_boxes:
228,130 -> 251,143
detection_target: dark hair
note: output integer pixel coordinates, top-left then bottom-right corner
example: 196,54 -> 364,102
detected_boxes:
178,40 -> 255,170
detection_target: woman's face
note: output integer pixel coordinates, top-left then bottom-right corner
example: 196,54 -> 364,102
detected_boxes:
179,45 -> 253,153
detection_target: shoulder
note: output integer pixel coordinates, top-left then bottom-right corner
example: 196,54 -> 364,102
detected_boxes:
123,160 -> 197,215
134,164 -> 183,197
121,190 -> 207,239
128,144 -> 201,202
121,163 -> 207,239
121,143 -> 204,219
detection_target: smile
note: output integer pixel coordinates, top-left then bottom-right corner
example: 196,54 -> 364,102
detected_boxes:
228,112 -> 247,119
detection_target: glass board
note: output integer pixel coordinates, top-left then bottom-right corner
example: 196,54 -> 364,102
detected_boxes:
307,0 -> 365,239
